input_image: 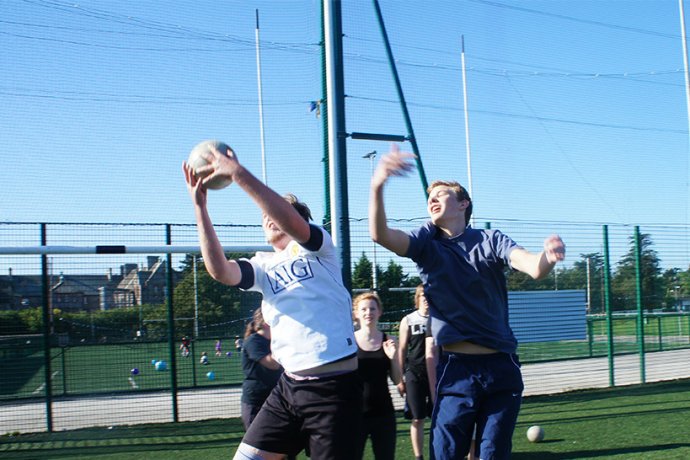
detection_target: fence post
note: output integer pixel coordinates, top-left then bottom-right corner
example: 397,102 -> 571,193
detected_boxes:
603,225 -> 615,387
40,223 -> 54,431
191,339 -> 197,387
658,316 -> 663,352
634,226 -> 646,383
166,224 -> 179,422
61,348 -> 67,395
587,316 -> 594,357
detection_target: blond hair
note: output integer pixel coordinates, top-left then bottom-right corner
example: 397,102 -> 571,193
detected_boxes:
414,284 -> 426,309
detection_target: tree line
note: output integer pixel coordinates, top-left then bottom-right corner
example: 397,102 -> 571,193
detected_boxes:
2,234 -> 688,341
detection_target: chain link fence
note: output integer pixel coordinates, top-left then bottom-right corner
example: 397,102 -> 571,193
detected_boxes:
1,219 -> 689,433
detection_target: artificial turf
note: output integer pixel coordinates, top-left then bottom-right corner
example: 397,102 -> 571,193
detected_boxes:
2,378 -> 690,459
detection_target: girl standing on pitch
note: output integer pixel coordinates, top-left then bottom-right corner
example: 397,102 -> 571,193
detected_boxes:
398,285 -> 433,460
353,292 -> 402,460
240,308 -> 283,429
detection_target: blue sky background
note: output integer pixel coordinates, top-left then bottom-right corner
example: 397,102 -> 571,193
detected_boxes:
2,0 -> 689,261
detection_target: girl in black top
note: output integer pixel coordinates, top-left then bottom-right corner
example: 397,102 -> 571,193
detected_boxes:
353,292 -> 403,460
240,308 -> 283,430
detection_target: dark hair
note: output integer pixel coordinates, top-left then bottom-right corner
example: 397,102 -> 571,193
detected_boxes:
284,193 -> 312,222
244,308 -> 266,338
427,180 -> 473,225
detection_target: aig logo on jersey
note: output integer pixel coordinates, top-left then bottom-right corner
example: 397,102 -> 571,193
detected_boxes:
411,323 -> 427,336
266,256 -> 314,293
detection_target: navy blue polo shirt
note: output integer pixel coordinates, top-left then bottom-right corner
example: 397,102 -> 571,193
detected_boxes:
405,222 -> 521,354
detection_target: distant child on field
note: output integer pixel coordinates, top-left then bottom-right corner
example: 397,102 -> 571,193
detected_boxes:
200,351 -> 209,365
215,339 -> 223,357
180,336 -> 191,358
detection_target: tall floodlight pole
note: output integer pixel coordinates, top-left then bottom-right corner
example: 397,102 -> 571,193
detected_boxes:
680,0 -> 690,233
363,151 -> 378,291
255,9 -> 268,184
323,0 -> 352,289
461,35 -> 475,227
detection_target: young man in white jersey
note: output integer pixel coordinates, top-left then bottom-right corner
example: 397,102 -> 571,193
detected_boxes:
183,145 -> 360,460
398,285 -> 433,460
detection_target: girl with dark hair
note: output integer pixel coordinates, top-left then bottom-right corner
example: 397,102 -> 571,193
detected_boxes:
240,308 -> 282,429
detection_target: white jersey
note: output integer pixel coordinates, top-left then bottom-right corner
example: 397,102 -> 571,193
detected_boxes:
243,227 -> 356,373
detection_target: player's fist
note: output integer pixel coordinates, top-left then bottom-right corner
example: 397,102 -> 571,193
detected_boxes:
544,235 -> 566,263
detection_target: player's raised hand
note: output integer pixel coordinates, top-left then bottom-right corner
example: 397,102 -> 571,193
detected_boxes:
544,234 -> 566,263
382,337 -> 398,360
182,161 -> 208,207
372,144 -> 416,187
195,145 -> 240,189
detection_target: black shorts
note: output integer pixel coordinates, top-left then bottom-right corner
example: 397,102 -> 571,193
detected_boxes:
242,371 -> 363,459
240,402 -> 262,431
404,369 -> 432,420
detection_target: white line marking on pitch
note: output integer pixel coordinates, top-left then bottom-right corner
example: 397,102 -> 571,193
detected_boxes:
33,371 -> 60,394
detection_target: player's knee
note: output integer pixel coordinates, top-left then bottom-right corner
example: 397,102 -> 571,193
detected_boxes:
233,443 -> 271,460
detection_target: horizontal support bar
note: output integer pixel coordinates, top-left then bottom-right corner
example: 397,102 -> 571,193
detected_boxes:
349,132 -> 408,142
0,245 -> 272,255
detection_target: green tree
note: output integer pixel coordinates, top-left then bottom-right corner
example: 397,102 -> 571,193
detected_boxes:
173,253 -> 261,339
611,233 -> 663,312
506,270 -> 553,291
352,254 -> 420,323
554,253 -> 605,313
661,268 -> 683,311
676,268 -> 690,309
0,310 -> 27,335
18,307 -> 43,334
352,252 -> 375,290
377,260 -> 416,314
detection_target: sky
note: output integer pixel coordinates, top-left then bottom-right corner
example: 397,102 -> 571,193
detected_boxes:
2,0 -> 690,270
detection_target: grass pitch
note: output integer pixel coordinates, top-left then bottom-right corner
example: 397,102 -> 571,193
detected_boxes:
2,379 -> 689,459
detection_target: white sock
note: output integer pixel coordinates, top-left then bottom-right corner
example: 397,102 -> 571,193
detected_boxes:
233,443 -> 266,460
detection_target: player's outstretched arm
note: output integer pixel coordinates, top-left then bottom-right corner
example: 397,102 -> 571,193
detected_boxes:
202,146 -> 311,244
369,145 -> 415,256
182,162 -> 242,286
510,234 -> 566,280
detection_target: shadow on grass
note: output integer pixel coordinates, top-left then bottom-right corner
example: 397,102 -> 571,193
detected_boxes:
0,418 -> 245,459
525,379 -> 690,407
0,356 -> 44,396
0,437 -> 240,460
513,442 -> 690,459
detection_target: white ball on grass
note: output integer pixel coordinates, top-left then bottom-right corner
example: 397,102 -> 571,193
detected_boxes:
526,425 -> 545,443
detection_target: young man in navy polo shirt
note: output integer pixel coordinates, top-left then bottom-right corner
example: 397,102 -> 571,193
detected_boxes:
369,145 -> 566,459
